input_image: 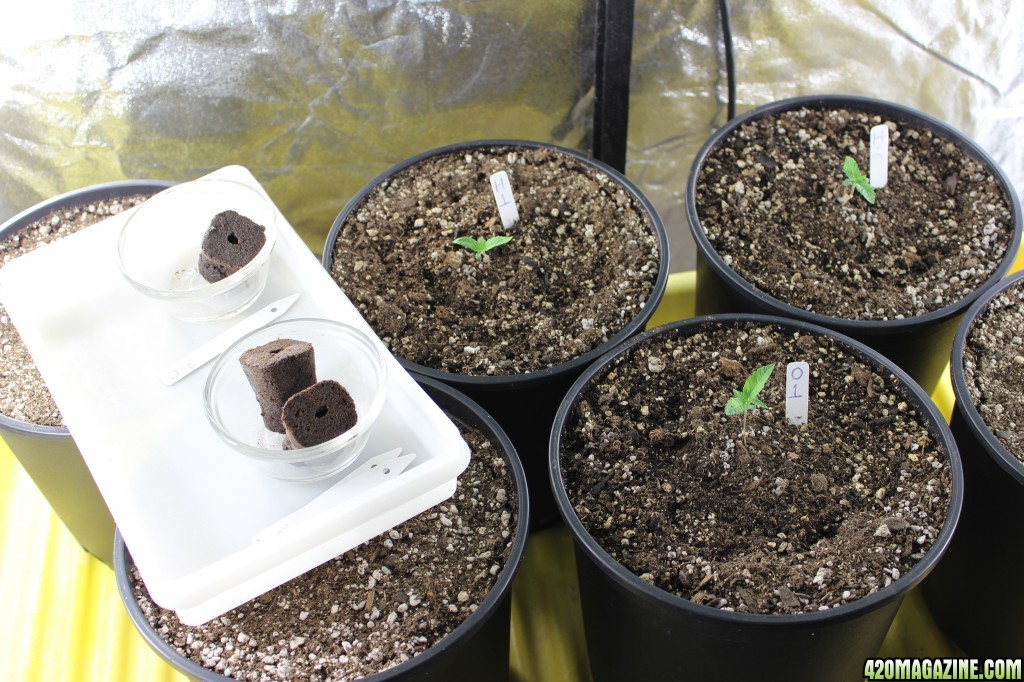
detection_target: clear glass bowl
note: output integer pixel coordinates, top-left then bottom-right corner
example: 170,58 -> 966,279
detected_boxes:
204,318 -> 389,482
117,177 -> 277,322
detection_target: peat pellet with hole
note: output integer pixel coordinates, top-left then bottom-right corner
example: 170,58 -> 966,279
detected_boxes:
282,379 -> 358,449
198,209 -> 267,283
239,338 -> 315,433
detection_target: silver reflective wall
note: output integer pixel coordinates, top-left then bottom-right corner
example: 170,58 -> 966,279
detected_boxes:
2,1 -> 1021,271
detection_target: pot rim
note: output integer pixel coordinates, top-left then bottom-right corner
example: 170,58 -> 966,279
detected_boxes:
685,94 -> 1023,337
950,269 -> 1024,487
114,374 -> 531,681
0,179 -> 176,437
322,138 -> 670,390
549,311 -> 964,627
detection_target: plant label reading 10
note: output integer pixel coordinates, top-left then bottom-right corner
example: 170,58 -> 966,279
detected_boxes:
870,124 -> 889,189
489,170 -> 520,229
786,361 -> 809,426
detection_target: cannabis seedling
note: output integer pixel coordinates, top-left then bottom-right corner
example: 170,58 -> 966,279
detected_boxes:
842,156 -> 876,205
452,235 -> 514,260
724,363 -> 776,449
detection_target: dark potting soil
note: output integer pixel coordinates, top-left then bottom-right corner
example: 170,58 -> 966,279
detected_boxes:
694,107 -> 1013,320
0,195 -> 152,426
560,321 -> 951,614
329,145 -> 660,376
130,426 -> 517,681
962,278 -> 1024,462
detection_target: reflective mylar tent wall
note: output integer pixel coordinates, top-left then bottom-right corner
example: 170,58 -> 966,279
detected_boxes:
1,1 -> 1022,273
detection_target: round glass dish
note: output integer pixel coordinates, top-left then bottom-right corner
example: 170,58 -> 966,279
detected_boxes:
117,177 -> 277,322
204,318 -> 389,482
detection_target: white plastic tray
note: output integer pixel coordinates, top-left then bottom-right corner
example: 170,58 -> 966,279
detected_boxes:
0,166 -> 470,625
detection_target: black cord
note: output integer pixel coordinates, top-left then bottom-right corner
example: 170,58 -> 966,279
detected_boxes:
718,0 -> 736,121
592,0 -> 635,173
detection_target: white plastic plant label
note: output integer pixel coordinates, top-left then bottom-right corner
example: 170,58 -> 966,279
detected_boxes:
870,124 -> 889,189
489,170 -> 520,229
786,361 -> 809,426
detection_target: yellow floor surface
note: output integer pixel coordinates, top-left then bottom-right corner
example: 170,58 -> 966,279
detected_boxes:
4,267 -> 1011,681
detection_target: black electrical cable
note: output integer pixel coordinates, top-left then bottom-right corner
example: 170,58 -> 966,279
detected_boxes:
718,0 -> 736,121
592,0 -> 635,173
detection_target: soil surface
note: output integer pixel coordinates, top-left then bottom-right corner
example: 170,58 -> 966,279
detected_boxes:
560,320 -> 952,614
962,278 -> 1024,461
131,424 -> 518,680
330,145 -> 660,376
694,107 -> 1013,320
0,195 -> 153,426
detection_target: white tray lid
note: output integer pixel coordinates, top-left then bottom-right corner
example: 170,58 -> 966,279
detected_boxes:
0,166 -> 469,625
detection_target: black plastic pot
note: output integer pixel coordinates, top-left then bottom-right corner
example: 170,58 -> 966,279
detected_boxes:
115,375 -> 530,682
686,95 -> 1022,395
0,180 -> 174,566
550,313 -> 963,682
323,139 -> 670,528
920,270 -> 1024,655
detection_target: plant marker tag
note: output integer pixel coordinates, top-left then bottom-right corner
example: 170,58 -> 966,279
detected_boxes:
160,293 -> 300,385
786,361 -> 809,426
869,124 -> 889,189
489,170 -> 520,229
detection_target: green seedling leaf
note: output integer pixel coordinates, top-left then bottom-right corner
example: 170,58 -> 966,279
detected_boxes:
483,234 -> 514,250
453,236 -> 486,251
724,396 -> 746,416
842,156 -> 876,205
452,234 -> 514,259
723,363 -> 776,448
742,363 -> 775,399
749,396 -> 769,410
